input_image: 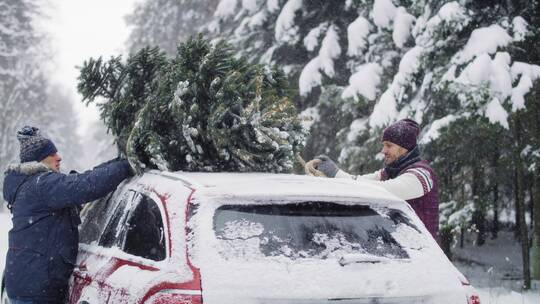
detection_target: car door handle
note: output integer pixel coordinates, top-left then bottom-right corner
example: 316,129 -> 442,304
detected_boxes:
75,265 -> 88,272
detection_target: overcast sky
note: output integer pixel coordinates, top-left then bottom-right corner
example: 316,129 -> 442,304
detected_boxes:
44,0 -> 137,136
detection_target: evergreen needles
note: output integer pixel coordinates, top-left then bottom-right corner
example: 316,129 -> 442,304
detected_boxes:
78,35 -> 305,173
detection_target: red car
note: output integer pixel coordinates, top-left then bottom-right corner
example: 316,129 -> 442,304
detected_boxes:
58,171 -> 479,304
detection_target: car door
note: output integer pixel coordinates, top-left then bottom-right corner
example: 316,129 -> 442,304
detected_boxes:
70,187 -> 137,304
103,190 -> 170,303
71,173 -> 201,304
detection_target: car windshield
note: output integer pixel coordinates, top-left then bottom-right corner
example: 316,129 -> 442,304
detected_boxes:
213,202 -> 419,261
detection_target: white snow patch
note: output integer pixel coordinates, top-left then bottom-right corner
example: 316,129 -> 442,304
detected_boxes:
241,0 -> 259,13
215,0 -> 239,18
490,52 -> 513,98
0,213 -> 11,273
438,1 -> 466,21
455,25 -> 512,63
299,57 -> 322,96
299,106 -> 319,131
455,52 -> 513,99
267,0 -> 280,12
396,46 -> 423,85
299,25 -> 341,96
510,62 -> 540,111
372,0 -> 397,29
275,0 -> 303,43
456,53 -> 492,85
383,46 -> 423,104
318,25 -> 342,77
442,65 -> 457,82
511,74 -> 533,111
347,16 -> 371,56
485,98 -> 509,129
420,115 -> 458,144
304,23 -> 327,52
512,16 -> 528,42
342,63 -> 383,101
248,10 -> 268,28
416,2 -> 469,47
369,90 -> 398,128
393,7 -> 415,48
346,118 -> 368,143
260,45 -> 277,63
511,62 -> 540,80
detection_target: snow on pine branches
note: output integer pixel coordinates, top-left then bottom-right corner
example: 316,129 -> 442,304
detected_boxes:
77,35 -> 305,173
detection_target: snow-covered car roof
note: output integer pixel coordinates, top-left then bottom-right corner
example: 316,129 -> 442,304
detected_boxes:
152,171 -> 405,208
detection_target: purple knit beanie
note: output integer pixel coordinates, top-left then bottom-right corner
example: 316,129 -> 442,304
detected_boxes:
382,119 -> 420,151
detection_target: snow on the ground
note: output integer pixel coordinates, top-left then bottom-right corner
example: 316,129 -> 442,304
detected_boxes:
453,229 -> 540,303
0,212 -> 11,274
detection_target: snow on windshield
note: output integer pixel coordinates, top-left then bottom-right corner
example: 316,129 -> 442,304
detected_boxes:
212,202 -> 412,261
188,198 -> 434,265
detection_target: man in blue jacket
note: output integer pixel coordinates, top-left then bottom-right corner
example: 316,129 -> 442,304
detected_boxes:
2,126 -> 133,304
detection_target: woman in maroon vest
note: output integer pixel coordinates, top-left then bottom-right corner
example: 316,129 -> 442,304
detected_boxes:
312,119 -> 439,241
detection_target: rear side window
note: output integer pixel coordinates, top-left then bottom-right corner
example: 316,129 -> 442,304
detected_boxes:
123,194 -> 166,261
214,202 -> 413,260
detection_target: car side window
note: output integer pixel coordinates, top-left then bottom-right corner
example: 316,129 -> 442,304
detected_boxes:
79,193 -> 114,245
99,190 -> 138,248
122,194 -> 166,261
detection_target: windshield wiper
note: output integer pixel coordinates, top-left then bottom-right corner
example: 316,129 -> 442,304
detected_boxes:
338,253 -> 408,266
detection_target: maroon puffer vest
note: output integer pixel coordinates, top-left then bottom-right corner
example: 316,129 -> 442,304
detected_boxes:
382,160 -> 439,241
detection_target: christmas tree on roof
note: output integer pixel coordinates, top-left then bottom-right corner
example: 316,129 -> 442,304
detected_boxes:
78,35 -> 305,173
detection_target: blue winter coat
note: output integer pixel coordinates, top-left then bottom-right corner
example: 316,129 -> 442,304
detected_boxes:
2,159 -> 131,303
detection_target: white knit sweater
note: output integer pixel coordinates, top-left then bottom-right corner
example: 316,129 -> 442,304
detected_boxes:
335,169 -> 431,201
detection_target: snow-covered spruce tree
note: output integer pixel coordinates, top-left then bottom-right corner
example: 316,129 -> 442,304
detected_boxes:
78,36 -> 305,173
0,0 -> 83,197
126,0 -> 217,56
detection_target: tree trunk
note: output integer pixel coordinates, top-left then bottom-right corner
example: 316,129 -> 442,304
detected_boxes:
492,182 -> 499,239
472,166 -> 486,246
513,114 -> 531,289
515,172 -> 522,239
531,178 -> 535,231
491,151 -> 500,239
440,225 -> 453,260
533,166 -> 540,280
529,82 -> 540,280
460,225 -> 465,248
516,163 -> 531,289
